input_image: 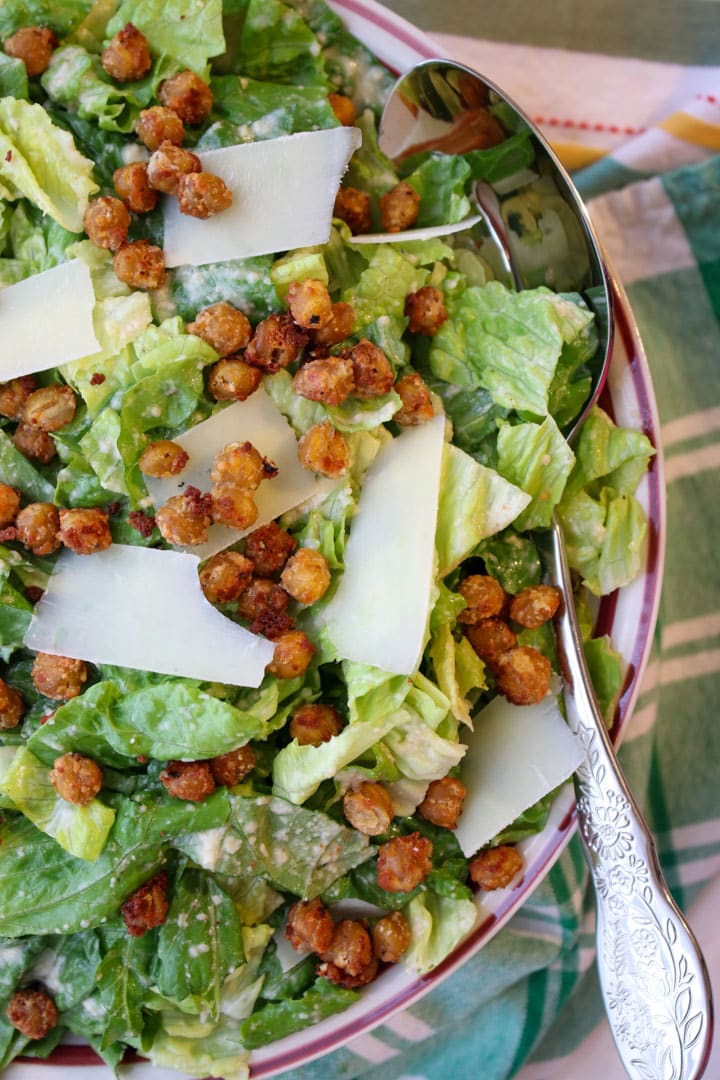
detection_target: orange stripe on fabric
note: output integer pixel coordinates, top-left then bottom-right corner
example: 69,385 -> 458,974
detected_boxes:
659,112 -> 720,150
547,142 -> 607,170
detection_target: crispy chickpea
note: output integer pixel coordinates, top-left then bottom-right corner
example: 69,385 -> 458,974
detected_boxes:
0,678 -> 24,730
458,574 -> 506,625
138,439 -> 189,478
469,844 -> 524,890
287,279 -> 333,330
394,372 -> 434,426
159,759 -> 216,801
155,487 -> 213,546
135,105 -> 185,151
376,832 -> 433,893
328,92 -> 356,126
3,26 -> 57,76
211,484 -> 258,530
0,375 -> 36,419
310,301 -> 355,347
418,776 -> 467,830
465,617 -> 516,668
494,646 -> 551,705
0,483 -> 20,527
113,162 -> 158,213
322,919 -> 372,976
199,551 -> 253,604
244,313 -> 307,372
15,502 -> 60,556
292,355 -> 354,406
297,420 -> 349,478
177,171 -> 233,219
146,140 -> 201,195
350,339 -> 394,399
372,911 -> 411,963
58,507 -> 112,555
237,577 -> 290,621
13,422 -> 56,464
250,607 -> 295,640
83,195 -> 131,252
5,989 -> 58,1040
509,584 -> 562,628
50,752 -> 103,806
211,441 -> 277,491
32,653 -> 87,701
113,239 -> 166,290
334,186 -> 371,234
210,744 -> 256,787
207,357 -> 262,402
158,69 -> 213,126
317,955 -> 379,988
343,781 -> 393,836
121,871 -> 169,936
280,547 -> 330,605
244,521 -> 297,577
290,703 -> 342,746
267,629 -> 315,679
380,181 -> 420,233
22,384 -> 77,432
101,22 -> 152,82
285,897 -> 334,954
188,302 -> 252,356
404,285 -> 448,336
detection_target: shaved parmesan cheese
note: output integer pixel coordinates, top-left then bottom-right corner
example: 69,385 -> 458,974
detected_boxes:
163,127 -> 362,268
455,695 -> 585,858
350,214 -> 481,245
24,545 -> 274,687
321,414 -> 446,675
0,260 -> 100,381
143,390 -> 338,559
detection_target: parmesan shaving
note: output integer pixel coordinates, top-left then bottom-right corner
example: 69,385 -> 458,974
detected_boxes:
350,214 -> 482,245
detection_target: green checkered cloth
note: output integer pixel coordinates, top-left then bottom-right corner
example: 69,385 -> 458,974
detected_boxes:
280,12 -> 720,1080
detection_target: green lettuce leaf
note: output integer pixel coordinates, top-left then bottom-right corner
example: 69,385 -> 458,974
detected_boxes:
430,623 -> 486,728
564,406 -> 656,500
0,54 -> 28,101
496,414 -> 575,530
240,978 -> 357,1049
557,488 -> 649,596
343,243 -> 429,333
0,0 -> 91,37
106,0 -> 225,73
404,154 -> 472,226
227,0 -> 326,85
6,201 -> 80,275
170,255 -> 279,323
403,891 -> 477,975
95,929 -> 155,1049
206,75 -> 337,146
475,529 -> 542,593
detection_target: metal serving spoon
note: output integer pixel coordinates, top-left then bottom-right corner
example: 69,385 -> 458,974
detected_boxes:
379,59 -> 713,1079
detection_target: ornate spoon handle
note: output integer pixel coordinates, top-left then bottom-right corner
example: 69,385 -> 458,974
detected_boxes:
545,519 -> 713,1079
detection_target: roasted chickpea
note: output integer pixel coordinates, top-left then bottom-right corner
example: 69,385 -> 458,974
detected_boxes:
292,355 -> 354,406
237,577 -> 291,621
3,26 -> 57,76
508,584 -> 562,628
211,441 -> 277,491
113,239 -> 166,290
350,339 -> 394,399
135,105 -> 185,151
465,617 -> 517,668
289,703 -> 342,746
343,781 -> 393,836
101,22 -> 152,82
121,871 -> 169,936
32,653 -> 88,701
0,375 -> 36,419
49,752 -> 103,806
83,195 -> 131,252
13,422 -> 56,464
15,502 -> 60,556
310,301 -> 355,347
322,920 -> 372,976
0,483 -> 20,527
177,171 -> 233,219
458,574 -> 506,624
376,832 -> 433,893
155,486 -> 213,546
159,759 -> 215,801
285,897 -> 334,955
22,384 -> 77,432
210,745 -> 257,787
188,302 -> 252,356
113,162 -> 158,213
380,181 -> 420,233
328,92 -> 356,126
138,439 -> 189,478
297,421 -> 349,478
317,955 -> 379,988
199,551 -> 253,604
469,844 -> 524,890
211,484 -> 258,531
418,776 -> 467,830
244,521 -> 297,577
494,646 -> 551,705
280,547 -> 331,606
0,678 -> 24,730
394,372 -> 434,426
287,279 -> 333,330
334,186 -> 371,234
244,313 -> 308,372
5,989 -> 58,1040
58,507 -> 112,555
158,69 -> 213,125
404,285 -> 448,336
267,629 -> 315,679
372,911 -> 411,963
207,357 -> 262,402
146,140 -> 201,195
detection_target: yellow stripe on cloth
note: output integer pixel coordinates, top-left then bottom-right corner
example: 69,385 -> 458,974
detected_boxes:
659,112 -> 720,150
548,142 -> 607,171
